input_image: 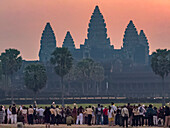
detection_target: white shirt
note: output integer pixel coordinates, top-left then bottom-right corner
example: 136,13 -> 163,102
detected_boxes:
7,108 -> 12,115
38,108 -> 44,117
111,105 -> 117,112
108,109 -> 114,118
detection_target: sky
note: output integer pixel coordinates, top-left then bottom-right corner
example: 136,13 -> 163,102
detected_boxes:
0,0 -> 170,60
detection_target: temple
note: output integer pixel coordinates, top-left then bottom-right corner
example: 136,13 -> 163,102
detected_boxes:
1,5 -> 169,100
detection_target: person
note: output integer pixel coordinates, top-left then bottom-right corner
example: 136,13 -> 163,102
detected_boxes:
132,105 -> 139,126
138,104 -> 145,126
55,105 -> 61,125
17,110 -> 24,125
85,105 -> 93,125
44,107 -> 51,128
164,106 -> 170,127
153,107 -> 158,126
0,106 -> 3,124
108,106 -> 114,126
91,106 -> 95,125
72,106 -> 77,124
22,106 -> 28,124
7,106 -> 12,124
38,107 -> 44,124
28,105 -> 34,125
121,105 -> 129,127
66,114 -> 73,126
111,102 -> 117,125
126,103 -> 133,126
50,105 -> 56,125
96,104 -> 103,125
76,106 -> 83,125
147,104 -> 154,126
103,106 -> 108,125
11,104 -> 17,124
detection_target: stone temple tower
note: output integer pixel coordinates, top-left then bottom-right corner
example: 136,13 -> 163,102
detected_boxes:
123,20 -> 149,65
62,31 -> 75,53
138,30 -> 149,65
83,5 -> 113,61
39,22 -> 56,63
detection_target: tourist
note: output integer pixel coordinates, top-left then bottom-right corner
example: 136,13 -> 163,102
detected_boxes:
38,107 -> 44,124
126,103 -> 133,126
72,106 -> 77,124
153,107 -> 158,126
115,106 -> 121,126
132,105 -> 139,126
55,105 -> 61,125
7,106 -> 12,124
22,106 -> 28,124
103,106 -> 108,125
0,106 -> 3,124
11,104 -> 17,124
66,114 -> 73,126
138,104 -> 145,126
147,104 -> 154,126
17,110 -> 24,125
91,106 -> 95,125
44,107 -> 51,128
121,105 -> 129,127
28,105 -> 34,125
108,106 -> 114,126
85,105 -> 93,125
164,106 -> 170,127
76,106 -> 83,125
50,105 -> 56,125
96,104 -> 103,125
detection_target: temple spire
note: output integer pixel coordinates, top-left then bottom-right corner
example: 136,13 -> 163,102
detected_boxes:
39,22 -> 56,63
123,20 -> 139,47
139,30 -> 148,45
62,31 -> 75,51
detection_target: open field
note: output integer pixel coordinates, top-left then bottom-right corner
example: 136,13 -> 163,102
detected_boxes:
1,103 -> 169,108
0,124 -> 165,128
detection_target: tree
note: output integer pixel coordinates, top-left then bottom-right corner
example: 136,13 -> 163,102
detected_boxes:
91,63 -> 105,95
24,63 -> 47,102
50,47 -> 73,107
151,49 -> 170,106
75,58 -> 94,95
0,49 -> 22,103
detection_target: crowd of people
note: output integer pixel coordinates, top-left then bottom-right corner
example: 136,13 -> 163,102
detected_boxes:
0,102 -> 170,127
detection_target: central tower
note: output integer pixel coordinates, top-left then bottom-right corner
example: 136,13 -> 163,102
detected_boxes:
83,6 -> 113,61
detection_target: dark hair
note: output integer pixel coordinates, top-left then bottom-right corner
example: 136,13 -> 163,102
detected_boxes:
109,106 -> 111,112
98,104 -> 100,107
89,105 -> 91,108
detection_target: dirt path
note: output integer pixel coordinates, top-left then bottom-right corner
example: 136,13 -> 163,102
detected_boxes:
0,124 -> 164,128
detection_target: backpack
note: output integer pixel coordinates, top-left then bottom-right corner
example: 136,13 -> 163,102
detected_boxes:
12,107 -> 16,114
139,107 -> 143,113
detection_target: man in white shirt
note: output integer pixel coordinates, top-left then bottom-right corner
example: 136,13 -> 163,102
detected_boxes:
7,106 -> 12,124
38,107 -> 44,124
138,104 -> 145,126
121,105 -> 129,127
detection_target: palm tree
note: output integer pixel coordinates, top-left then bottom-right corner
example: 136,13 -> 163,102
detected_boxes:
24,63 -> 47,102
0,49 -> 22,103
50,47 -> 73,107
151,49 -> 170,106
75,58 -> 94,95
91,63 -> 105,95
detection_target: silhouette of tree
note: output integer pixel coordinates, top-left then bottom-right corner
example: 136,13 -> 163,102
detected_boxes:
0,49 -> 22,103
151,49 -> 170,106
91,63 -> 104,95
24,63 -> 47,102
50,47 -> 73,107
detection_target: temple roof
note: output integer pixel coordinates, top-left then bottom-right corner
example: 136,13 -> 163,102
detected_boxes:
62,31 -> 75,50
123,20 -> 139,46
87,5 -> 108,42
139,30 -> 149,45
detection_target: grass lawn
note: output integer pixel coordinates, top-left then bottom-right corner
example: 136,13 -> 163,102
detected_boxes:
1,103 -> 169,109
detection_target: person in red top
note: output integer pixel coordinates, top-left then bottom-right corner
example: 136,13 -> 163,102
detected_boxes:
103,106 -> 108,125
